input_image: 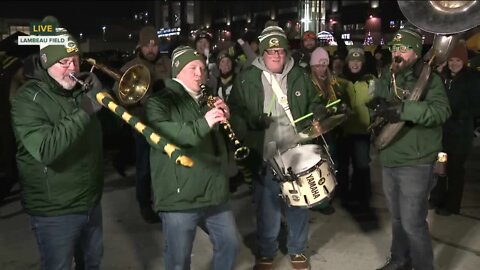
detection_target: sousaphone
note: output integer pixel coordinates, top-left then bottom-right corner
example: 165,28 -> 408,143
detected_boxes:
373,0 -> 480,149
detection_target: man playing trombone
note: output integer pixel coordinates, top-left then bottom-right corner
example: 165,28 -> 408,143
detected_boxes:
10,18 -> 105,270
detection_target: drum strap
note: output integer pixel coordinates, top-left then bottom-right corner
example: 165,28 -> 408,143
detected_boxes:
263,71 -> 296,127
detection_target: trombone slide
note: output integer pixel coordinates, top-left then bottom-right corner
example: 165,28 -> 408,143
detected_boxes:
95,91 -> 194,168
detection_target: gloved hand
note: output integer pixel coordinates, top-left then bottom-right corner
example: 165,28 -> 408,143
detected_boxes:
312,104 -> 330,121
75,72 -> 103,115
365,96 -> 388,111
75,72 -> 103,95
366,97 -> 403,123
253,113 -> 274,129
379,103 -> 403,123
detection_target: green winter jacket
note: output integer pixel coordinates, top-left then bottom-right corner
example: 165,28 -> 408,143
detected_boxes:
375,64 -> 451,166
228,64 -> 322,172
343,75 -> 376,135
145,79 -> 229,211
10,58 -> 103,216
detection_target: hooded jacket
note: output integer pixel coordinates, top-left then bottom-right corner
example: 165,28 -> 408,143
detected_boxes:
10,56 -> 103,216
229,55 -> 322,173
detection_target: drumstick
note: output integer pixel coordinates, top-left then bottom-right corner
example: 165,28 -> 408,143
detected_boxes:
293,99 -> 342,124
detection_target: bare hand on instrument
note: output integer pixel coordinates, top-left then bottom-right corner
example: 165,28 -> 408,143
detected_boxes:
205,107 -> 227,128
211,97 -> 230,119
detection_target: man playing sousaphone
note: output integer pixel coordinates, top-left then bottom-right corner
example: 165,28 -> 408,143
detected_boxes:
366,26 -> 451,270
229,22 -> 328,270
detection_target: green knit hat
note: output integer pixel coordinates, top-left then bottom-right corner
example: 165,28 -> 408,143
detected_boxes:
346,47 -> 365,63
258,25 -> 289,55
39,16 -> 79,69
389,27 -> 423,56
171,46 -> 204,78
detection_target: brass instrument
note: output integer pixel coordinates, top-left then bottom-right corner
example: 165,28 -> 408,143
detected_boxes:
201,84 -> 250,161
372,0 -> 480,150
70,59 -> 193,167
85,58 -> 150,105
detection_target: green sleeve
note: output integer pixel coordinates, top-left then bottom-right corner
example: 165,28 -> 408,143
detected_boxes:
400,73 -> 451,127
145,93 -> 211,148
228,73 -> 264,138
11,91 -> 91,165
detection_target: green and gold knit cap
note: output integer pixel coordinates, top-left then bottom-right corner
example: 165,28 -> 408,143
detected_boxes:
39,16 -> 79,69
258,26 -> 289,55
346,47 -> 365,63
171,46 -> 204,78
388,27 -> 423,56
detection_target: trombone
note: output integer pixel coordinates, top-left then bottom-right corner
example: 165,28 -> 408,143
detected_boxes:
70,58 -> 193,167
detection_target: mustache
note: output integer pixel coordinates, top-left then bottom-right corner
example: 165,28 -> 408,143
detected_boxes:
393,56 -> 403,63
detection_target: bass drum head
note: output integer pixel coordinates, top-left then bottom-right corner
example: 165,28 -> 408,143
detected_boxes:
280,144 -> 323,175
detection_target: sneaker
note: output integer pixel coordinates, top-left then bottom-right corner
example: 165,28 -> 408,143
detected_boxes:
140,207 -> 161,224
376,257 -> 412,270
253,257 -> 273,270
290,254 -> 309,270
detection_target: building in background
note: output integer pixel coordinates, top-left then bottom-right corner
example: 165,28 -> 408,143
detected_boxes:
3,1 -> 472,54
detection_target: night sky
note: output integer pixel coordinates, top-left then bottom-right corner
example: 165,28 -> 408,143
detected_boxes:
1,1 -> 153,36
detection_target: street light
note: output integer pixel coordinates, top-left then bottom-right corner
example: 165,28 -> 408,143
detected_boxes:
102,26 -> 106,41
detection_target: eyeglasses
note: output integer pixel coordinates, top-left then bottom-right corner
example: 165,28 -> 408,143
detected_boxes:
388,44 -> 413,53
57,59 -> 77,68
265,49 -> 286,56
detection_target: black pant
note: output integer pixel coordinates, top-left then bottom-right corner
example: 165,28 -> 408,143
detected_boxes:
430,151 -> 468,213
133,131 -> 153,209
336,134 -> 372,206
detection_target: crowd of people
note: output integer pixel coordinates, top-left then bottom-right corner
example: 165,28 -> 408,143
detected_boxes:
4,14 -> 480,270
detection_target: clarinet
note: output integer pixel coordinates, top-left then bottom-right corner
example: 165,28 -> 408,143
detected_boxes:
201,84 -> 250,161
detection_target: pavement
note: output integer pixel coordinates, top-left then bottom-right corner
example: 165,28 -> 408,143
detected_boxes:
1,140 -> 480,270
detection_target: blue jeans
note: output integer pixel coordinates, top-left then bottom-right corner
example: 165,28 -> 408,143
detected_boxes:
132,131 -> 152,209
30,203 -> 103,270
253,165 -> 309,258
160,203 -> 239,270
382,164 -> 436,270
337,134 -> 371,205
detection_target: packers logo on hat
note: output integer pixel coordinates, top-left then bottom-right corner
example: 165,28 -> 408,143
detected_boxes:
393,33 -> 402,42
268,38 -> 280,48
66,40 -> 79,54
174,60 -> 180,68
352,52 -> 361,57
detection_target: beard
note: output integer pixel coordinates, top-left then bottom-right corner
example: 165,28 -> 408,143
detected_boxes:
48,69 -> 77,90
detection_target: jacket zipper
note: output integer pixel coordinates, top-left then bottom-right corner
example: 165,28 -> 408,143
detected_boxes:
44,166 -> 52,200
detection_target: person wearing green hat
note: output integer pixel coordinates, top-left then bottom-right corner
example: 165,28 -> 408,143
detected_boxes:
337,46 -> 376,218
144,45 -> 239,270
10,18 -> 105,270
228,24 -> 325,270
367,26 -> 451,270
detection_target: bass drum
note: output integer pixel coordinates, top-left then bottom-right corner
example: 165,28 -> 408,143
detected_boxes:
278,144 -> 336,208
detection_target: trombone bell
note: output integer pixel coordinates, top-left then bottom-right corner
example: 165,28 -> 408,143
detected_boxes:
85,58 -> 151,105
118,65 -> 151,105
